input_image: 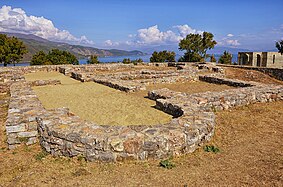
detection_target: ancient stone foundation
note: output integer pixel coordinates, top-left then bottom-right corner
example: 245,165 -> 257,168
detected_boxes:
2,64 -> 283,161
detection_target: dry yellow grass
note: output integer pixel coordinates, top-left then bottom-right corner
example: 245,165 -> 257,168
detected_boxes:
25,72 -> 172,126
25,71 -> 79,85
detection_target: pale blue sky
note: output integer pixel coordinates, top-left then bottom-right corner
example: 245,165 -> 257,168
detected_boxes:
0,0 -> 282,51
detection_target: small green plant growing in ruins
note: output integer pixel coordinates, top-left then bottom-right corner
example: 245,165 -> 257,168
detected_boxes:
18,137 -> 29,143
77,155 -> 87,162
34,150 -> 49,161
204,145 -> 220,153
159,159 -> 175,169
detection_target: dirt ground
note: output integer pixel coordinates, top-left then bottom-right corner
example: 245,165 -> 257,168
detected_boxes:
133,81 -> 233,98
0,90 -> 282,186
224,67 -> 283,85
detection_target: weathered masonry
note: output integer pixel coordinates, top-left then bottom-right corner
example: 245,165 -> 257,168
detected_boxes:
238,52 -> 283,68
2,64 -> 283,162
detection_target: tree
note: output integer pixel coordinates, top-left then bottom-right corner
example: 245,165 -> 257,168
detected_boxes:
178,32 -> 217,62
62,50 -> 79,65
0,34 -> 27,66
122,58 -> 131,64
178,52 -> 203,62
30,49 -> 79,65
210,54 -> 217,62
218,51 -> 232,64
150,50 -> 176,62
31,51 -> 48,65
87,55 -> 99,64
136,58 -> 143,63
276,40 -> 283,55
122,58 -> 143,65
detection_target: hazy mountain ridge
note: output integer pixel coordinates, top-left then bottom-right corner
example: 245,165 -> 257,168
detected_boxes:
1,32 -> 146,61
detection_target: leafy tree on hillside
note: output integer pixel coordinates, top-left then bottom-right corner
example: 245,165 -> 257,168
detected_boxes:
178,32 -> 217,62
276,40 -> 283,55
150,50 -> 176,62
218,51 -> 232,64
87,55 -> 99,64
0,34 -> 27,66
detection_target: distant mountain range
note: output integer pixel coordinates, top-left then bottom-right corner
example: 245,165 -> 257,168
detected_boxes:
1,32 -> 146,61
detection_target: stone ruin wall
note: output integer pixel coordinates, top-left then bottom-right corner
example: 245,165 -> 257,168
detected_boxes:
2,64 -> 283,161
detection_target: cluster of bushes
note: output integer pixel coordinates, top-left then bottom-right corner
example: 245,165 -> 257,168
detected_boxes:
31,49 -> 78,65
122,58 -> 143,65
150,50 -> 176,62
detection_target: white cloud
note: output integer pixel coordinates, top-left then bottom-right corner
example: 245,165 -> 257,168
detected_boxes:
104,39 -> 119,47
226,39 -> 240,46
131,24 -> 203,46
0,5 -> 94,45
174,24 -> 203,37
217,33 -> 241,47
135,25 -> 181,45
218,39 -> 240,47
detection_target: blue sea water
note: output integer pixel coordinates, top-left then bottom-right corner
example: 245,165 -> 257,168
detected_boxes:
0,54 -> 238,67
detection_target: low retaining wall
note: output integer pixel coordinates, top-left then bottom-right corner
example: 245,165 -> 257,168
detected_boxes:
6,81 -> 45,149
28,79 -> 61,87
199,75 -> 257,87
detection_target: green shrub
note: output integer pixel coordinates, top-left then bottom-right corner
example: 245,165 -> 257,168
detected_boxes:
204,145 -> 220,153
159,159 -> 175,169
34,150 -> 49,161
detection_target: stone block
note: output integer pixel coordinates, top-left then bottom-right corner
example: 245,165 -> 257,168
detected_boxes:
110,139 -> 124,152
7,133 -> 20,145
26,137 -> 37,145
6,124 -> 26,133
18,131 -> 38,138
